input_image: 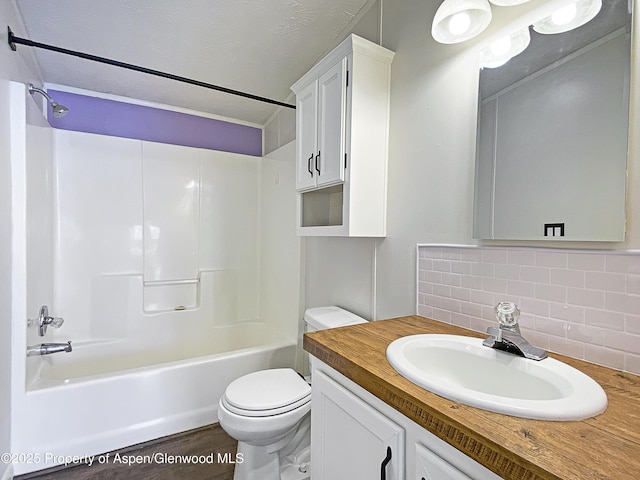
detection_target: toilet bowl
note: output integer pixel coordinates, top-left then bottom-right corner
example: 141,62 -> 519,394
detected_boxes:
218,368 -> 312,480
218,306 -> 367,480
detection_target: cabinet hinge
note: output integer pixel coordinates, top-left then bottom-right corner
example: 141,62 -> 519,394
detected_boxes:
346,70 -> 349,87
344,153 -> 347,169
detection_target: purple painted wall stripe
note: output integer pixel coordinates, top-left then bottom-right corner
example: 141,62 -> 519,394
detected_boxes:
47,90 -> 263,156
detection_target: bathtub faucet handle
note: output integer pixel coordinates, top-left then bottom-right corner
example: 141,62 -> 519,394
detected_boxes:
29,305 -> 65,337
49,316 -> 65,329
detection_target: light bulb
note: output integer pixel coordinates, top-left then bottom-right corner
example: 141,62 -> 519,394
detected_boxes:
432,0 -> 492,44
449,12 -> 471,36
551,3 -> 577,26
533,0 -> 601,35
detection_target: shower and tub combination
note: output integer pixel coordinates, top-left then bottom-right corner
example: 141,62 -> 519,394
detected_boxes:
9,81 -> 300,475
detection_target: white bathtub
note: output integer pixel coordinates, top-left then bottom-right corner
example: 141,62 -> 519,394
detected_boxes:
13,322 -> 297,475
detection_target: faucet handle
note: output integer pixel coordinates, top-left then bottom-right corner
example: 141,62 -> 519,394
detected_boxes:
49,317 -> 65,329
29,305 -> 65,336
495,302 -> 520,327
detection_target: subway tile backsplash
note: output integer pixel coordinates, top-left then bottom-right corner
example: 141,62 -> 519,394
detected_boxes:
417,245 -> 640,375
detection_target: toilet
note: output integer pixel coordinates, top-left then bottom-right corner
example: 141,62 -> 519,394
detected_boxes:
218,306 -> 367,480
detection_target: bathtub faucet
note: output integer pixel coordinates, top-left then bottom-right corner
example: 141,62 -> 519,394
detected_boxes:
27,341 -> 72,357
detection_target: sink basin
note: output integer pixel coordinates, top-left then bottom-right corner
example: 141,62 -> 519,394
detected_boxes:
386,334 -> 607,421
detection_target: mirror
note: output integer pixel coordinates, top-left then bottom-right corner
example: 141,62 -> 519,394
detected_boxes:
474,0 -> 631,241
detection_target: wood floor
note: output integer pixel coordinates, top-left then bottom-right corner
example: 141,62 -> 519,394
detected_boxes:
16,424 -> 238,480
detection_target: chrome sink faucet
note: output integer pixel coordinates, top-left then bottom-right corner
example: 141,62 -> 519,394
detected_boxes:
27,341 -> 72,357
483,302 -> 547,361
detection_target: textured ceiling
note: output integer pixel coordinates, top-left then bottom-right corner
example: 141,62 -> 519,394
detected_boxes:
15,0 -> 374,125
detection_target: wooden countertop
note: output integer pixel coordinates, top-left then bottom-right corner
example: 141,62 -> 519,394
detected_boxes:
303,315 -> 640,480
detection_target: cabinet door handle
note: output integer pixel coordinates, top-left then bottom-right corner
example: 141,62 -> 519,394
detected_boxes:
380,446 -> 392,480
315,151 -> 321,175
308,154 -> 314,177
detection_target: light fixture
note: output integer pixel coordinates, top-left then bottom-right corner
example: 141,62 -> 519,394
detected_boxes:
432,0 -> 493,44
480,26 -> 531,68
488,0 -> 531,5
27,83 -> 69,118
533,0 -> 602,34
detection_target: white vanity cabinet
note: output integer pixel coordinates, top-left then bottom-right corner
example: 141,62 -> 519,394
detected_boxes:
291,34 -> 394,237
415,443 -> 477,480
312,369 -> 404,480
311,359 -> 502,480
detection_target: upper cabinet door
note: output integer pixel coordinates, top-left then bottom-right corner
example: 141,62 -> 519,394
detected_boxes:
317,58 -> 347,187
295,80 -> 318,191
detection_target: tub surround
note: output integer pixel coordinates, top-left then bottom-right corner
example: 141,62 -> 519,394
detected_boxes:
48,128 -> 263,341
304,315 -> 640,480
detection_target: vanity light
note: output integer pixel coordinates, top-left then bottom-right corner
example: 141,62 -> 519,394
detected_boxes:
533,0 -> 602,34
432,0 -> 492,44
480,26 -> 531,68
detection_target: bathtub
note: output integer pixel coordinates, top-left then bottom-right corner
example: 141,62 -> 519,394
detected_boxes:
13,322 -> 297,475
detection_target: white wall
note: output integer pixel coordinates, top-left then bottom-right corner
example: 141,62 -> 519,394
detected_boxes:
376,0 -> 497,319
305,0 -> 640,323
1,1 -> 44,477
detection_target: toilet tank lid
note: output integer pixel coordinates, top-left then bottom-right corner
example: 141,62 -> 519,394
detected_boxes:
304,306 -> 367,330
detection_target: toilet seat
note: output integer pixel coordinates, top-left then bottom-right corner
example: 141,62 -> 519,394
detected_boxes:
222,368 -> 311,418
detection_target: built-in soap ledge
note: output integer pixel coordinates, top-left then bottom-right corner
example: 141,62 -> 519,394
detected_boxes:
143,279 -> 199,313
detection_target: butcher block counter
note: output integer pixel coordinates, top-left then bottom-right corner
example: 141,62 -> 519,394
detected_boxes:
303,315 -> 640,480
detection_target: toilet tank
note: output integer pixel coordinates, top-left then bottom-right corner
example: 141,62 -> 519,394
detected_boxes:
304,306 -> 367,333
304,306 -> 367,378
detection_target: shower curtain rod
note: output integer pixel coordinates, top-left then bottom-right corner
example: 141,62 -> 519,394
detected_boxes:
7,26 -> 296,110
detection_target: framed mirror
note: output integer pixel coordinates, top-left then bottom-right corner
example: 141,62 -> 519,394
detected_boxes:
474,0 -> 631,241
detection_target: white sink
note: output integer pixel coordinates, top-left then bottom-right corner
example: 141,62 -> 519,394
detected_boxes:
386,334 -> 607,421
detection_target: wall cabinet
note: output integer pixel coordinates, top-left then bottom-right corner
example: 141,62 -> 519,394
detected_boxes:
295,60 -> 347,191
291,35 -> 394,236
311,359 -> 502,480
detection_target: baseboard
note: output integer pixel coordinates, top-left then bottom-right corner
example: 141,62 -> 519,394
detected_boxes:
1,463 -> 13,480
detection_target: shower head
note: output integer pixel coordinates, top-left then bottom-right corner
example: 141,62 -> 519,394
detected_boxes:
28,83 -> 69,118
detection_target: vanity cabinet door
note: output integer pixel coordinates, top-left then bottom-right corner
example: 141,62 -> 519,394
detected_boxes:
415,443 -> 474,480
312,370 -> 404,480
